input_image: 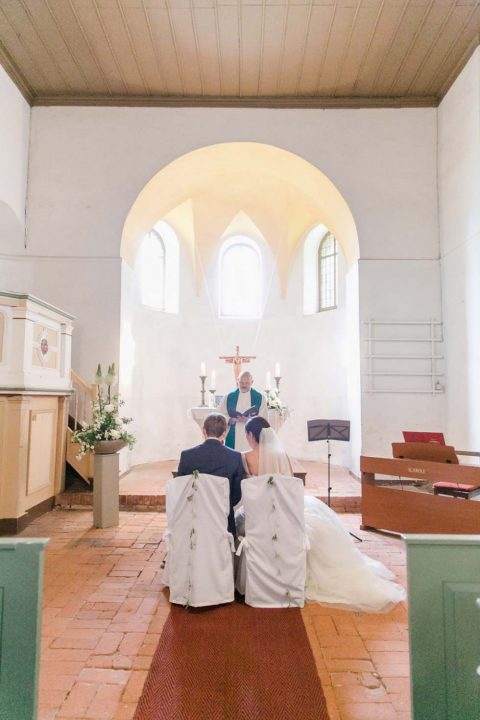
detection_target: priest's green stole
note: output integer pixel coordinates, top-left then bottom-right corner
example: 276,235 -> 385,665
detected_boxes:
225,388 -> 263,448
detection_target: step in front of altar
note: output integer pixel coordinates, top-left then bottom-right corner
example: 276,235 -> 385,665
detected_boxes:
55,491 -> 166,512
54,490 -> 359,513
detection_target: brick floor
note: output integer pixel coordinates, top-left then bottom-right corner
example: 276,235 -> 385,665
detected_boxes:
21,509 -> 409,720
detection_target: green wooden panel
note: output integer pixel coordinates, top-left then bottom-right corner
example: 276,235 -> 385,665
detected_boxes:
0,539 -> 48,720
444,583 -> 480,720
405,535 -> 480,720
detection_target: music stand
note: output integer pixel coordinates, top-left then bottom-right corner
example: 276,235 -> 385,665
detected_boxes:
307,419 -> 361,542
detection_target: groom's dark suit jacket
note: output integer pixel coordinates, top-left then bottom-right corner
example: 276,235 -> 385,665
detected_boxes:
177,438 -> 245,535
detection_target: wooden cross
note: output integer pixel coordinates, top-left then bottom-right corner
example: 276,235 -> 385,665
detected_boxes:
219,346 -> 256,381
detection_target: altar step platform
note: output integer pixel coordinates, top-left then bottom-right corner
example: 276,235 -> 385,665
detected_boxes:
55,459 -> 361,513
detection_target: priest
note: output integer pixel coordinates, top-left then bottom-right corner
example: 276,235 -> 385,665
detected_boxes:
218,370 -> 268,451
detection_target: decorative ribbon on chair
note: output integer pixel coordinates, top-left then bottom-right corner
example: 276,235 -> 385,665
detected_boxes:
235,536 -> 250,556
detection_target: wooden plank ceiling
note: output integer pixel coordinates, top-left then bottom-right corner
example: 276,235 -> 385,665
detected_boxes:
0,0 -> 479,107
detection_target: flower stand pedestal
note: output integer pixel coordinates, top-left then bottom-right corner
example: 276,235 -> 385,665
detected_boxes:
93,452 -> 120,528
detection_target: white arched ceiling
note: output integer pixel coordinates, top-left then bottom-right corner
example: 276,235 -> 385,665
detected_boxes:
120,142 -> 359,296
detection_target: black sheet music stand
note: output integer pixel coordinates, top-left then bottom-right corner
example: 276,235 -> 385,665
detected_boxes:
307,419 -> 361,542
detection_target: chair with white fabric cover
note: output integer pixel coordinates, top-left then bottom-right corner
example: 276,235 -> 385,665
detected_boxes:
235,474 -> 308,608
163,473 -> 235,607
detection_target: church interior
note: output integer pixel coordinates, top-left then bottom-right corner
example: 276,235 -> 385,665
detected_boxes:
1,2 -> 480,718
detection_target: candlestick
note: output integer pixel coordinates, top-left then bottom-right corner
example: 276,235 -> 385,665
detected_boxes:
208,389 -> 216,408
274,374 -> 281,393
200,361 -> 206,376
200,375 -> 207,407
274,362 -> 281,377
210,370 -> 216,389
266,371 -> 271,391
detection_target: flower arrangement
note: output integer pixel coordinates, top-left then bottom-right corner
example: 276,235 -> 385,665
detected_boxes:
71,363 -> 135,459
265,388 -> 289,417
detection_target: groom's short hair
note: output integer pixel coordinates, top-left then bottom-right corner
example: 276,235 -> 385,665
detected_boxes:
204,413 -> 227,438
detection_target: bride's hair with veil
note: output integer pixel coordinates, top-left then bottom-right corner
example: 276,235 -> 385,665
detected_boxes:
245,416 -> 292,475
244,416 -> 270,443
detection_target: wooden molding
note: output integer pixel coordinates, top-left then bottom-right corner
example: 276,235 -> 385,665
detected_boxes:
31,94 -> 439,109
0,496 -> 55,536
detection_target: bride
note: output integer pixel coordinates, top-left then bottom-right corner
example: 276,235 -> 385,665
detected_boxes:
240,416 -> 406,613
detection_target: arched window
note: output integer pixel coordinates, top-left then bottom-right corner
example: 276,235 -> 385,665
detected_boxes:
303,225 -> 340,314
318,233 -> 337,311
219,236 -> 262,318
135,221 -> 180,314
138,229 -> 166,310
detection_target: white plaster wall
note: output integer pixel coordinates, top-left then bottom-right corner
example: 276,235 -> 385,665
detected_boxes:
438,48 -> 480,452
359,259 -> 445,456
0,66 -> 30,255
18,104 -> 438,468
27,106 -> 437,259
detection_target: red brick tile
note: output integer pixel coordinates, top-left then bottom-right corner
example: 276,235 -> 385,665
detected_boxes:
112,702 -> 137,720
121,671 -> 148,703
118,632 -> 145,655
85,684 -> 124,719
94,632 -> 123,655
132,655 -> 153,670
79,668 -> 131,685
333,683 -> 389,704
339,701 -> 397,720
330,672 -> 362,687
58,682 -> 98,717
325,659 -> 376,673
322,639 -> 370,660
365,640 -> 409,652
313,615 -> 338,637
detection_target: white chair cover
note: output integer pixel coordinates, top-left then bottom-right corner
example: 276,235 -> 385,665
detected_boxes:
235,474 -> 308,608
163,473 -> 235,607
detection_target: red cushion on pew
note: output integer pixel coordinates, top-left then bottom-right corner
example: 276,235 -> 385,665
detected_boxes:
433,481 -> 480,491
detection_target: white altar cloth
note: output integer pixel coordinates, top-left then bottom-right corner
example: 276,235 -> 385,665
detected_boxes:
190,407 -> 286,433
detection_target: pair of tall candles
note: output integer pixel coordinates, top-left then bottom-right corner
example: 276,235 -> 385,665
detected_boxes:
266,363 -> 281,390
200,361 -> 215,390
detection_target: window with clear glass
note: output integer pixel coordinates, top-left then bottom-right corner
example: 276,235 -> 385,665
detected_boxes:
138,229 -> 166,310
219,238 -> 262,318
318,233 -> 337,311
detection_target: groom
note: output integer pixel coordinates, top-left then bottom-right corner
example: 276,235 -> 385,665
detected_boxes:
218,371 -> 267,452
177,413 -> 244,535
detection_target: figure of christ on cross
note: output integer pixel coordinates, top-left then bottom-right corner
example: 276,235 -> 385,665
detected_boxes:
219,345 -> 256,381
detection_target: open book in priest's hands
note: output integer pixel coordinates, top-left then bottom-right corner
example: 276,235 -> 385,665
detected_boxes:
233,406 -> 258,419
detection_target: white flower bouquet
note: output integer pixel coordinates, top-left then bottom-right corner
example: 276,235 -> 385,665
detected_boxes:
71,363 -> 135,458
265,388 -> 289,417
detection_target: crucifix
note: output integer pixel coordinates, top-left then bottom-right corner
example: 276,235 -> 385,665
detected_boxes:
219,346 -> 256,381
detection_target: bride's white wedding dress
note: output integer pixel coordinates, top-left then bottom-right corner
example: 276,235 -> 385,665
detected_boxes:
241,428 -> 406,613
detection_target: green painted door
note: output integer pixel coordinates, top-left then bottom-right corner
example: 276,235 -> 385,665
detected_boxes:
405,534 -> 480,720
0,538 -> 48,720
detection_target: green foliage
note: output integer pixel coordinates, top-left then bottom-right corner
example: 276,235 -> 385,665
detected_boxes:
71,363 -> 135,458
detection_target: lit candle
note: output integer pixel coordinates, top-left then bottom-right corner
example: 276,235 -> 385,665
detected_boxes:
200,361 -> 206,376
266,371 -> 271,390
210,370 -> 216,389
274,362 -> 281,378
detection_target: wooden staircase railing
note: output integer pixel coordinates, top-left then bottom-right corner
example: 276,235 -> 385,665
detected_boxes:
66,370 -> 96,484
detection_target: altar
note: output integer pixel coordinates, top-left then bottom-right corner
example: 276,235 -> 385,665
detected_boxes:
190,406 -> 286,434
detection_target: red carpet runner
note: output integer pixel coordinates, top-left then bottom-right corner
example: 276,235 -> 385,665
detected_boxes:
134,602 -> 329,720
